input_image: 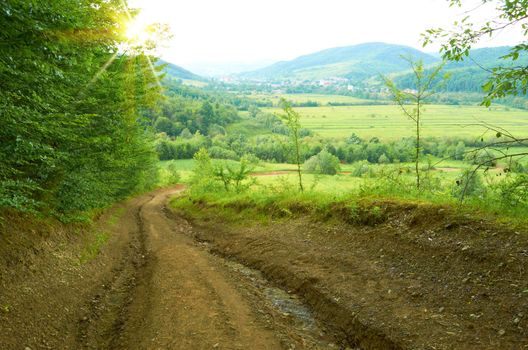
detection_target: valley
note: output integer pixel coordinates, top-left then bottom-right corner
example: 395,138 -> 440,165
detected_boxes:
2,1 -> 528,349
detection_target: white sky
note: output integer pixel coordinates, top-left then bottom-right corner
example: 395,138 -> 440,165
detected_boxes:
128,0 -> 524,66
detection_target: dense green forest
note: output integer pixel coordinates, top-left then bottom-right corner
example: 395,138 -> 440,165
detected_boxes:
0,0 -> 161,217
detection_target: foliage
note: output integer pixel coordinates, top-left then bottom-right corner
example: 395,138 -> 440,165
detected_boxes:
212,157 -> 255,192
277,99 -> 305,192
423,0 -> 528,106
385,58 -> 447,189
304,149 -> 341,175
494,174 -> 528,207
452,169 -> 486,200
0,0 -> 161,216
189,148 -> 255,195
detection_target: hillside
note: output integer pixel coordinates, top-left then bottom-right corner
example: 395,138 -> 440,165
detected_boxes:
240,43 -> 527,95
391,46 -> 528,93
159,60 -> 205,81
240,42 -> 439,81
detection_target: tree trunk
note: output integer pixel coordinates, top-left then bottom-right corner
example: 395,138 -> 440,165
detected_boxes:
294,133 -> 304,192
416,102 -> 421,190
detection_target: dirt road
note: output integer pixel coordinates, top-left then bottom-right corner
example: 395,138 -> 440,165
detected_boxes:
0,187 -> 339,349
111,188 -> 286,349
3,186 -> 527,349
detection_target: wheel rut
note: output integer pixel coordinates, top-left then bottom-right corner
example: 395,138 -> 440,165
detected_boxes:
77,187 -> 339,349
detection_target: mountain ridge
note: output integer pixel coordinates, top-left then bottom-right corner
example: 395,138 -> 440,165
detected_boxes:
239,42 -> 523,85
240,42 -> 439,80
158,60 -> 205,81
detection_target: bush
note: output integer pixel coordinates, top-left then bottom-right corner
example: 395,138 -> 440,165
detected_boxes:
304,149 -> 341,175
494,174 -> 528,206
351,161 -> 372,177
378,154 -> 390,164
208,146 -> 239,160
452,170 -> 486,200
464,150 -> 497,167
165,162 -> 181,184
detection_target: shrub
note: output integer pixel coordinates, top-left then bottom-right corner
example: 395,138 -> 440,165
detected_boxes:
351,161 -> 372,177
464,150 -> 497,167
494,174 -> 528,206
165,162 -> 181,184
378,154 -> 390,164
208,146 -> 239,160
304,149 -> 341,175
452,170 -> 486,200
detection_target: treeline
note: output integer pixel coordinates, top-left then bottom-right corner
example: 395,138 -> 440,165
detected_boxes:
1,1 -> 160,216
155,116 -> 474,166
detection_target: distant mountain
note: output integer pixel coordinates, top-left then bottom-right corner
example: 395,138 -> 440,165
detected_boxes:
182,60 -> 278,77
391,46 -> 528,93
240,42 -> 439,81
158,60 -> 205,81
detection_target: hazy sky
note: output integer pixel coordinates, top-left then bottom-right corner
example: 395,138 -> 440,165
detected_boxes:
128,0 -> 523,66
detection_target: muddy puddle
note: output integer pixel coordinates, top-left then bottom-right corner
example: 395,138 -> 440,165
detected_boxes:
223,259 -> 347,349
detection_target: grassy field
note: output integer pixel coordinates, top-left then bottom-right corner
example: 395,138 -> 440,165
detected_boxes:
163,158 -> 503,194
246,93 -> 377,106
260,101 -> 528,140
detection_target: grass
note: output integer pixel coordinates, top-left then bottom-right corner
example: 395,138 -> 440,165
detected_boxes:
246,93 -> 377,106
78,205 -> 125,264
169,153 -> 528,229
79,230 -> 110,264
261,104 -> 528,140
226,118 -> 273,137
172,171 -> 528,230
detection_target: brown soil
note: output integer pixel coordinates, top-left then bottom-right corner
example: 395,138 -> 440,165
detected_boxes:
177,201 -> 528,350
3,187 -> 528,349
0,188 -> 339,349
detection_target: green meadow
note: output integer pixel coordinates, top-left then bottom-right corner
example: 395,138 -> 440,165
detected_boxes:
262,102 -> 528,140
247,93 -> 376,106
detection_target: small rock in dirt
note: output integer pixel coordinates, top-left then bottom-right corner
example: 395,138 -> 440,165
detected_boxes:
213,343 -> 219,348
513,317 -> 520,324
498,329 -> 506,336
25,347 -> 31,350
439,307 -> 445,313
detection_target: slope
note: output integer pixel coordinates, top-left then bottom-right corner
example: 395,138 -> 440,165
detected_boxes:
159,60 -> 205,81
241,42 -> 439,81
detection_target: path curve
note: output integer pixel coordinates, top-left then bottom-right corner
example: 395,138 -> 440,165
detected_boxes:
111,187 -> 284,349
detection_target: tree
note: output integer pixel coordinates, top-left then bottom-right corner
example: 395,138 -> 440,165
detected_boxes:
378,154 -> 390,164
304,149 -> 341,175
155,117 -> 175,135
423,0 -> 528,106
424,0 -> 528,200
384,58 -> 446,190
278,99 -> 304,192
0,0 -> 162,214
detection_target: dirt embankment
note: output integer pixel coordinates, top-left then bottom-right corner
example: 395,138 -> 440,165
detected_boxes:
3,186 -> 527,349
176,201 -> 528,350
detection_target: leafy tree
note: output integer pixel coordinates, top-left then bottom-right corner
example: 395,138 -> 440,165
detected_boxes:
304,149 -> 341,175
212,157 -> 255,192
0,0 -> 162,215
278,99 -> 304,192
155,117 -> 175,135
423,0 -> 528,106
385,58 -> 447,190
424,0 -> 528,202
180,128 -> 193,139
378,154 -> 390,164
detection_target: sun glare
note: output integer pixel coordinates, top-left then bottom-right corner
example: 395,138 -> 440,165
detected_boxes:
125,17 -> 150,44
